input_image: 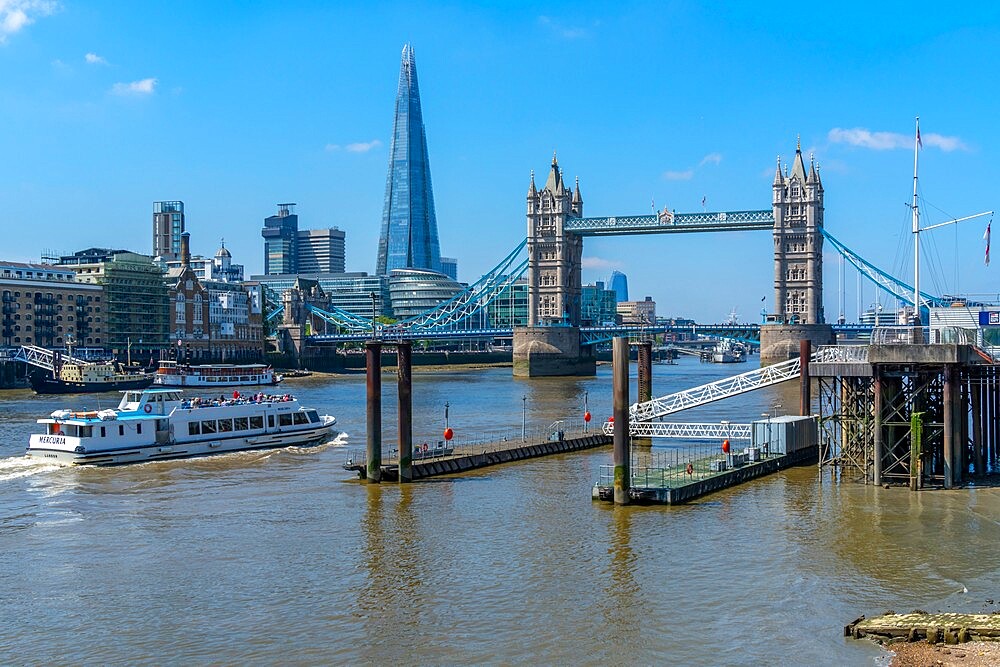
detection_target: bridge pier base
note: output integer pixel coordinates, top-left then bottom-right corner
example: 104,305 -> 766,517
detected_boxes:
512,327 -> 595,377
759,323 -> 834,366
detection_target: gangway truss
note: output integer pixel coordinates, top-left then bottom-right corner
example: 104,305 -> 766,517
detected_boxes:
604,421 -> 753,439
13,345 -> 89,373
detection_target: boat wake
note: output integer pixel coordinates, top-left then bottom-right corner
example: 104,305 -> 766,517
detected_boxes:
325,432 -> 350,448
0,456 -> 62,482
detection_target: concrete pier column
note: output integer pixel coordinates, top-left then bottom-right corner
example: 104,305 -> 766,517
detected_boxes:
873,369 -> 883,486
365,342 -> 382,483
397,342 -> 413,484
943,364 -> 955,489
799,339 -> 812,417
612,337 -> 630,505
637,341 -> 652,405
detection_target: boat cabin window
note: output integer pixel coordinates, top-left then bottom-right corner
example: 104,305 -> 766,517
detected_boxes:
201,420 -> 217,434
234,417 -> 249,431
189,422 -> 200,436
119,425 -> 124,436
268,415 -> 274,428
100,426 -> 106,438
250,416 -> 264,430
218,419 -> 233,432
136,423 -> 142,434
306,410 -> 319,424
278,414 -> 293,427
293,413 -> 308,425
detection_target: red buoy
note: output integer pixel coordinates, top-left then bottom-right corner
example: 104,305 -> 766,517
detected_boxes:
443,427 -> 454,441
608,416 -> 614,423
584,411 -> 592,423
722,439 -> 731,454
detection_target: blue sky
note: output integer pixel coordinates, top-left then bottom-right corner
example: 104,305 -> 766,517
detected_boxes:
2,1 -> 999,322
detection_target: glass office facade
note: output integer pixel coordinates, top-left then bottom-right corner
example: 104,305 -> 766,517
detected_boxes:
262,204 -> 299,275
376,44 -> 442,276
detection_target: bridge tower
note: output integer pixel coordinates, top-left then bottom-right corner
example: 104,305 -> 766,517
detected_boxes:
513,155 -> 595,376
761,140 -> 834,364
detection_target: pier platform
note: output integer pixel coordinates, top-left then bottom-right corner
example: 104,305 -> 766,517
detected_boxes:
343,432 -> 611,481
593,445 -> 817,505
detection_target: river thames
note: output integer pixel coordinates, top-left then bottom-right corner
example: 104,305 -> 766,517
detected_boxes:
2,357 -> 999,665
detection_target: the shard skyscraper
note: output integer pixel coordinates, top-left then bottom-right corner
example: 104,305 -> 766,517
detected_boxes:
376,44 -> 442,276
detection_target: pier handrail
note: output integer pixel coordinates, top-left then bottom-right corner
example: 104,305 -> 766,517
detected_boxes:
603,421 -> 752,438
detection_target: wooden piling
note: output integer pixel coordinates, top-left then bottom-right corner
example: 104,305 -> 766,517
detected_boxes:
799,339 -> 811,417
365,341 -> 382,483
397,342 -> 413,484
972,378 -> 985,476
943,364 -> 955,488
873,369 -> 883,485
612,337 -> 630,505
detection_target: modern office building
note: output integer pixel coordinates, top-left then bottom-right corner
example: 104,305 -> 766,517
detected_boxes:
609,270 -> 629,303
153,201 -> 185,261
440,256 -> 458,281
56,248 -> 132,266
0,261 -> 104,349
65,251 -> 170,360
297,228 -> 346,274
487,278 -> 528,328
376,44 -> 442,276
262,203 -> 299,275
581,281 -> 618,326
616,296 -> 656,326
387,268 -> 463,321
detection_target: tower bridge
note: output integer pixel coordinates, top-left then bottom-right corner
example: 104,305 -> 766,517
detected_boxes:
516,144 -> 830,376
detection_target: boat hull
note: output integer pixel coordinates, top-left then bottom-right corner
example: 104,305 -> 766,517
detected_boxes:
27,420 -> 337,466
29,373 -> 154,395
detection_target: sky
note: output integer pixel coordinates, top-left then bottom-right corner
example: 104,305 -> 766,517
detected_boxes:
2,1 -> 999,323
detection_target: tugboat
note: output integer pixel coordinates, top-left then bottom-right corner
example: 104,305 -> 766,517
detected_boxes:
21,344 -> 153,394
27,388 -> 337,465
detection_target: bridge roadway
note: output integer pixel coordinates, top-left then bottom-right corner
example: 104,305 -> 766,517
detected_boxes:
306,323 -> 873,344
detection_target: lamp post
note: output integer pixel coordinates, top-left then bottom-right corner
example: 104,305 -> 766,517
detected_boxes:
761,412 -> 771,458
521,394 -> 527,442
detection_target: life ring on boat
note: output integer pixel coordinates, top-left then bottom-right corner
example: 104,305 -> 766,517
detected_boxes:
686,463 -> 694,476
143,404 -> 152,413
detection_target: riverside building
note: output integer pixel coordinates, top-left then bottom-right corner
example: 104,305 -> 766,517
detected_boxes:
0,261 -> 104,349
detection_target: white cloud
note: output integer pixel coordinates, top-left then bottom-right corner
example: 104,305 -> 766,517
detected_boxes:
538,15 -> 589,39
0,0 -> 58,43
84,52 -> 106,65
663,169 -> 694,181
582,256 -> 620,270
111,77 -> 157,95
345,140 -> 382,153
699,152 -> 723,166
325,143 -> 340,152
828,126 -> 968,152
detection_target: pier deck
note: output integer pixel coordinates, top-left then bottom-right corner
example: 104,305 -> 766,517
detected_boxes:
343,432 -> 611,480
592,445 -> 818,505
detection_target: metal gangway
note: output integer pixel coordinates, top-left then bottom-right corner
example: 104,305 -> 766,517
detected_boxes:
12,345 -> 89,373
628,346 -> 859,423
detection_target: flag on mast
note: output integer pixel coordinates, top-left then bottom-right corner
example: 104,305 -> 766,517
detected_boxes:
651,197 -> 655,213
917,125 -> 922,149
985,220 -> 992,266
701,195 -> 706,209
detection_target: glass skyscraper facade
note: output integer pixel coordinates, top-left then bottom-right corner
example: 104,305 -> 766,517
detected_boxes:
609,270 -> 629,302
261,204 -> 298,275
376,44 -> 442,276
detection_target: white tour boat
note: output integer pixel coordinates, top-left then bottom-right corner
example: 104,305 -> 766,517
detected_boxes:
27,388 -> 336,466
154,361 -> 282,388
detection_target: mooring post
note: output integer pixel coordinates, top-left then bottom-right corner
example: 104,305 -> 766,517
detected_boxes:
637,341 -> 652,405
612,337 -> 630,505
873,368 -> 883,486
799,339 -> 811,417
397,341 -> 413,483
943,364 -> 955,489
365,341 -> 382,483
972,377 -> 985,476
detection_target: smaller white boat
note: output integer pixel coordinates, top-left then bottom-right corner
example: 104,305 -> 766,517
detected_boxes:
27,388 -> 336,466
154,361 -> 282,388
